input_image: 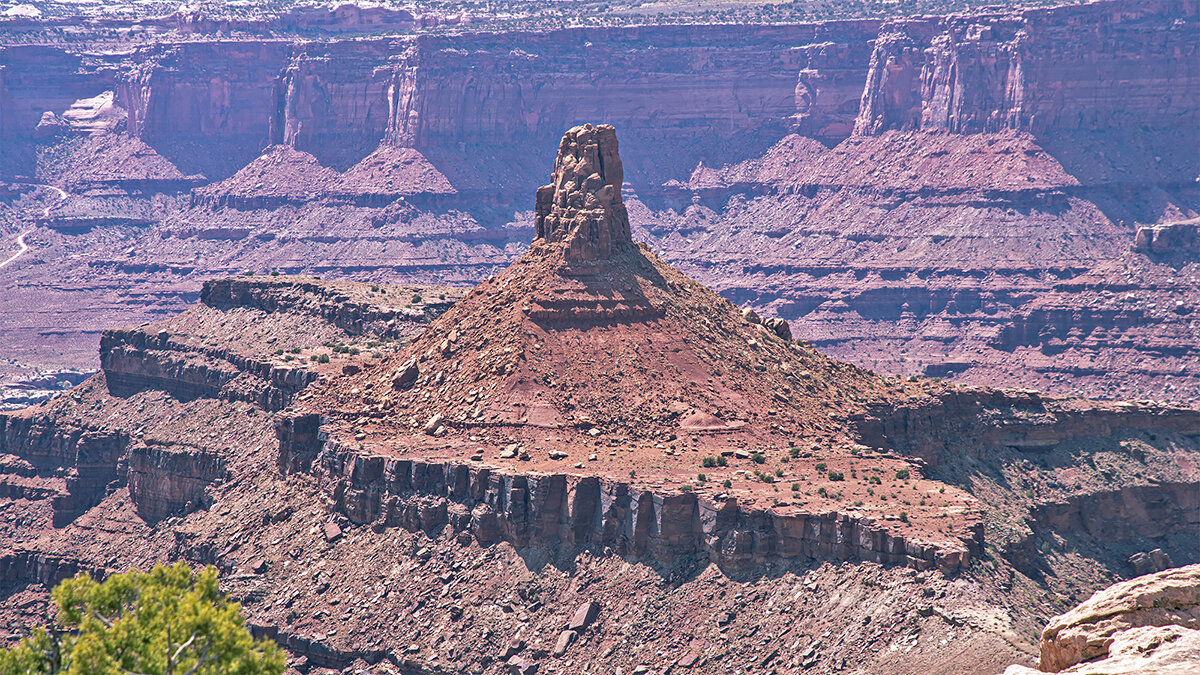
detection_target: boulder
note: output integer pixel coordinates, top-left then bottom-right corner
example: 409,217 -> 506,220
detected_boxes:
763,316 -> 792,340
568,601 -> 600,632
552,629 -> 576,656
392,358 -> 419,389
506,655 -> 538,675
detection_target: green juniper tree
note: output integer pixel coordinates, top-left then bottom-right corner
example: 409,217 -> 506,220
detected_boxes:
0,563 -> 283,675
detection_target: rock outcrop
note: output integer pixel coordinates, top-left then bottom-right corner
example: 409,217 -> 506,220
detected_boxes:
534,124 -> 632,263
100,327 -> 317,412
0,276 -> 459,527
127,444 -> 224,522
1134,218 -> 1200,255
278,436 -> 973,573
1002,564 -> 1200,674
1039,564 -> 1200,672
0,412 -> 127,526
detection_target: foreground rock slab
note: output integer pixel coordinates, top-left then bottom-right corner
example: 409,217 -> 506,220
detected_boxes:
1002,564 -> 1200,674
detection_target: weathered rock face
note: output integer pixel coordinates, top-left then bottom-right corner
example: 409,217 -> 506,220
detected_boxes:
127,444 -> 224,523
114,41 -> 293,177
0,412 -> 127,526
1032,482 -> 1199,545
269,40 -> 395,170
1134,218 -> 1200,255
276,435 -> 974,574
1036,564 -> 1200,673
200,276 -> 458,337
854,387 -> 1200,468
854,0 -> 1199,135
100,327 -> 316,412
0,46 -> 123,174
0,276 -> 456,530
534,124 -> 632,263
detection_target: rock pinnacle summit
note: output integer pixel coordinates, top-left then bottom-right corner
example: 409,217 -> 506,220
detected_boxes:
534,123 -> 632,263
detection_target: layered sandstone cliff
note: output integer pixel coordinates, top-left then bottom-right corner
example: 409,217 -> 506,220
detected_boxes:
854,0 -> 1199,135
0,276 -> 462,527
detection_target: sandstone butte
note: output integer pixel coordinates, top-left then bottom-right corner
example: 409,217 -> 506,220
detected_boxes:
279,123 -> 986,573
0,122 -> 1197,674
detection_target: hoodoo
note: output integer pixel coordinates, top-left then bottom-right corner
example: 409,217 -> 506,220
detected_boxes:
534,124 -> 632,263
273,124 -> 1200,582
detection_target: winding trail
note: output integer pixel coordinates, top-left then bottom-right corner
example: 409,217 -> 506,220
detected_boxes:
0,230 -> 30,270
0,184 -> 68,271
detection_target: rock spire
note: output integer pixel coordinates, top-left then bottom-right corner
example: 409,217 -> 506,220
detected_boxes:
534,123 -> 632,262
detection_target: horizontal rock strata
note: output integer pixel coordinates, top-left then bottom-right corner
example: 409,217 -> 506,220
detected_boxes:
853,387 -> 1200,467
100,327 -> 316,411
276,425 -> 978,574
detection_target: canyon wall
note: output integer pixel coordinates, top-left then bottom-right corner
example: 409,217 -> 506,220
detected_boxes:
0,411 -> 128,526
6,0 -> 1195,186
853,388 -> 1200,466
265,22 -> 881,182
100,326 -> 316,412
854,0 -> 1200,135
0,46 -> 122,173
3,0 -> 1197,407
114,41 -> 293,177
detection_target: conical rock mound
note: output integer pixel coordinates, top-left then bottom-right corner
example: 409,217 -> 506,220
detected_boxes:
285,124 -> 979,566
309,124 -> 924,454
